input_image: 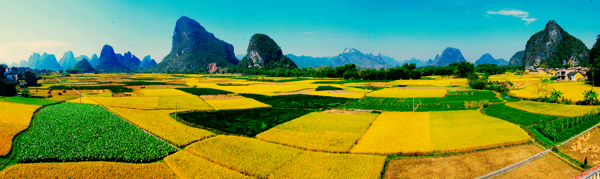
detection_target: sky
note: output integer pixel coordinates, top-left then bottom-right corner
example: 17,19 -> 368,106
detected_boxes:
0,0 -> 599,65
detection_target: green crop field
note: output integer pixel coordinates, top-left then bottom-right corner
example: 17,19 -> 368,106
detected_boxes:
14,103 -> 177,162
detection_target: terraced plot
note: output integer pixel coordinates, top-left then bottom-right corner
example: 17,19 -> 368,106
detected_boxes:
107,107 -> 215,147
92,96 -> 213,110
205,98 -> 271,110
0,162 -> 176,179
366,88 -> 448,98
506,101 -> 598,117
164,151 -> 253,179
257,112 -> 379,152
269,151 -> 386,179
141,88 -> 195,97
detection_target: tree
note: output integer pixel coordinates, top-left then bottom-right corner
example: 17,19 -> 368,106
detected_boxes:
453,61 -> 475,78
591,35 -> 600,86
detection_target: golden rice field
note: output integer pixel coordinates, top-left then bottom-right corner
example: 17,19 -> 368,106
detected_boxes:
107,107 -> 215,147
164,151 -> 253,179
269,151 -> 386,179
185,135 -> 304,178
155,96 -> 214,110
0,123 -> 28,156
366,88 -> 448,98
92,97 -> 159,109
505,101 -> 599,117
256,112 -> 378,152
141,88 -> 194,97
204,98 -> 271,110
384,145 -> 544,179
196,83 -> 322,96
351,112 -> 434,155
306,91 -> 365,98
429,110 -> 530,153
390,78 -> 468,87
0,102 -> 41,126
66,97 -> 99,105
512,81 -> 600,102
0,162 -> 176,179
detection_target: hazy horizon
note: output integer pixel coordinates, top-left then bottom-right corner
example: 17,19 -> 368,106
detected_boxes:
0,0 -> 598,65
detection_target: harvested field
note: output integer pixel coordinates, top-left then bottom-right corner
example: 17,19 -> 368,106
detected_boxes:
560,126 -> 600,166
0,162 -> 176,179
496,154 -> 580,179
383,145 -> 543,179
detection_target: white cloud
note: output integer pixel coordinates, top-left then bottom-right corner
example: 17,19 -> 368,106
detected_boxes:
0,40 -> 68,49
486,9 -> 537,25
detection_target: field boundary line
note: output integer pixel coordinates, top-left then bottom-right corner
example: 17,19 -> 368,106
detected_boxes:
53,77 -> 180,150
474,148 -> 552,179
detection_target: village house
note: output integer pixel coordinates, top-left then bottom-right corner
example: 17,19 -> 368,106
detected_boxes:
0,65 -> 17,96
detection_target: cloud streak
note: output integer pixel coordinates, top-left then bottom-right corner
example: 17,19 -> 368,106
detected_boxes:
0,40 -> 68,49
486,9 -> 537,25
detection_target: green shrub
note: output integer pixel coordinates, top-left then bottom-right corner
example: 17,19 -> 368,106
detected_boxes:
315,86 -> 343,91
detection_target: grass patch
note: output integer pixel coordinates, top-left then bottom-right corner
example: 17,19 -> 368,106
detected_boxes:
178,108 -> 313,136
315,86 -> 343,91
0,97 -> 61,106
240,94 -> 355,108
484,103 -> 559,126
15,103 -> 177,163
176,88 -> 234,95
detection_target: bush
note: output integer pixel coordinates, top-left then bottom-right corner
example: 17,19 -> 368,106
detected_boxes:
20,88 -> 30,97
315,86 -> 343,91
240,93 -> 354,108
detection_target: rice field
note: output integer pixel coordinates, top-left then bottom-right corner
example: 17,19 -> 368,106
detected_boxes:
0,162 -> 176,179
269,151 -> 386,179
205,98 -> 271,110
366,88 -> 448,98
0,102 -> 41,126
164,151 -> 253,179
155,96 -> 214,110
0,123 -> 28,156
506,101 -> 599,117
65,97 -> 99,105
511,81 -> 600,101
305,90 -> 365,98
92,97 -> 159,109
351,112 -> 434,155
256,112 -> 379,152
185,135 -> 304,178
429,110 -> 530,153
141,88 -> 195,97
107,107 -> 215,147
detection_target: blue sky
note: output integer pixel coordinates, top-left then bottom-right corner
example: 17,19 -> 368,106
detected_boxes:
0,0 -> 598,65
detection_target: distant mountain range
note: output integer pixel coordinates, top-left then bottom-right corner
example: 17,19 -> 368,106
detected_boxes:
474,53 -> 508,66
58,51 -> 78,69
286,48 -> 400,69
431,47 -> 467,66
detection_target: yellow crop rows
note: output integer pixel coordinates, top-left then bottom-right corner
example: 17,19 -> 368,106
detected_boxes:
268,151 -> 386,179
351,112 -> 434,155
0,102 -> 41,126
195,83 -> 321,96
141,88 -> 194,97
306,91 -> 365,98
156,96 -> 214,110
164,151 -> 254,179
366,88 -> 448,98
185,135 -> 304,178
0,123 -> 28,156
205,98 -> 271,110
506,101 -> 598,117
511,81 -> 600,101
107,107 -> 215,147
92,97 -> 159,109
256,112 -> 378,152
66,97 -> 99,105
429,110 -> 530,153
0,162 -> 176,178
